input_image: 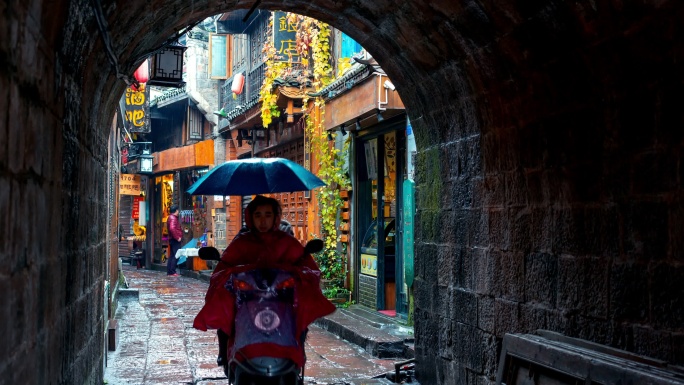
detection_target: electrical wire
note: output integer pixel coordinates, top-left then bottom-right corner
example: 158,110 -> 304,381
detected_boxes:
90,0 -> 200,85
90,0 -> 136,86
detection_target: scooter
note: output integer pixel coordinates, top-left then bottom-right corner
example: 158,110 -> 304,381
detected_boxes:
199,239 -> 324,385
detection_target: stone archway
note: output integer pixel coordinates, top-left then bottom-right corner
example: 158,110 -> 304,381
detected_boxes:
3,1 -> 684,384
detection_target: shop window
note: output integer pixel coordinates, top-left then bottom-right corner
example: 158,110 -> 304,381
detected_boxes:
209,33 -> 232,79
187,106 -> 203,140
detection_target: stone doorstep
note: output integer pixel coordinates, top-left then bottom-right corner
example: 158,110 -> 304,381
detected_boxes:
314,307 -> 414,359
117,288 -> 140,300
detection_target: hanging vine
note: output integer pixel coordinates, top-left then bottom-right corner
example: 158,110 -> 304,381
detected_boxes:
260,12 -> 350,284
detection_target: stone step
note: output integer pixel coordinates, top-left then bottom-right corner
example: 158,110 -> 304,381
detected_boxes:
314,305 -> 414,359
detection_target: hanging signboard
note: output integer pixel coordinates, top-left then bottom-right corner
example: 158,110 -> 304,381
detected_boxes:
132,196 -> 144,219
402,179 -> 415,287
119,174 -> 142,195
124,85 -> 150,133
273,11 -> 301,63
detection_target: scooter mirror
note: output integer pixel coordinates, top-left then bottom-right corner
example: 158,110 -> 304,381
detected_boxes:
304,239 -> 324,254
198,246 -> 221,261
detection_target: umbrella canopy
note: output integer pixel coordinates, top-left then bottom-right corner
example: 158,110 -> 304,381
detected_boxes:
187,157 -> 326,196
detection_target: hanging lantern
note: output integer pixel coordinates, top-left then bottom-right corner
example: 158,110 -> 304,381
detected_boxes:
231,72 -> 245,95
133,59 -> 150,84
130,59 -> 150,92
147,44 -> 187,88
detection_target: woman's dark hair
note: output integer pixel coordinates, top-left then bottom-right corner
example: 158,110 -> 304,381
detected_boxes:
247,195 -> 281,217
169,204 -> 179,214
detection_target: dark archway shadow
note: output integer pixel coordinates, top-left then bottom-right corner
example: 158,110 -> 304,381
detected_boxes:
4,1 -> 684,384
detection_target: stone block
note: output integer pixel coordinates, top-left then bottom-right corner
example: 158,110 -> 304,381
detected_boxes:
453,288 -> 477,326
650,264 -> 684,330
623,202 -> 668,259
477,295 -> 496,334
509,208 -> 531,251
494,298 -> 521,336
437,245 -> 455,287
630,325 -> 674,362
524,252 -> 558,307
487,208 -> 509,250
557,255 -> 581,311
610,262 -> 649,321
494,251 -> 525,302
473,248 -> 494,295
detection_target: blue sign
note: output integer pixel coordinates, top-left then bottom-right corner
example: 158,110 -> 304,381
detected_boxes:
403,179 -> 415,287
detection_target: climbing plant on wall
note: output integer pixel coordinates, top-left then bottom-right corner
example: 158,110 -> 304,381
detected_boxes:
259,12 -> 351,285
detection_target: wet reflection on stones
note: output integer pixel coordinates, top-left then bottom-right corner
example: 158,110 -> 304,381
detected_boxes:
105,265 -> 396,385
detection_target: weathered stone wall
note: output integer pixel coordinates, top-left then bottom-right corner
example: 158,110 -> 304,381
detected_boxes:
0,1 -> 110,383
406,2 -> 684,384
1,1 -> 683,385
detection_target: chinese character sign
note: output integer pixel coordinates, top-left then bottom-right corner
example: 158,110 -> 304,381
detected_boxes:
273,11 -> 300,63
132,196 -> 144,219
119,174 -> 142,195
124,85 -> 150,133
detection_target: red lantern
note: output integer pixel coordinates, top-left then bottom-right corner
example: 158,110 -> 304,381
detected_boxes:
231,72 -> 245,95
132,59 -> 150,91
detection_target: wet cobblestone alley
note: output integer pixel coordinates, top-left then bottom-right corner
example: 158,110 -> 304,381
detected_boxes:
104,265 -> 397,385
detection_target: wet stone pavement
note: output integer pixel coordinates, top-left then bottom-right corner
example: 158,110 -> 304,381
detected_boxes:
104,265 -> 396,385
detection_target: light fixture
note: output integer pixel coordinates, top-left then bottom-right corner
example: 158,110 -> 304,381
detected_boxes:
327,132 -> 334,141
383,79 -> 396,91
139,154 -> 154,174
339,124 -> 347,136
355,118 -> 362,130
377,111 -> 384,122
147,43 -> 187,88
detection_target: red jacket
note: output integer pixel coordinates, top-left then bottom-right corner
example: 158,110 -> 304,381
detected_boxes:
193,208 -> 335,367
167,213 -> 182,241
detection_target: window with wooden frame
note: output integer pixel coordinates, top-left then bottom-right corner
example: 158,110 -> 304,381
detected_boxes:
209,33 -> 232,79
187,106 -> 203,141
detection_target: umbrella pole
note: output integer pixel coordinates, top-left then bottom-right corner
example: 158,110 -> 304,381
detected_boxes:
223,195 -> 226,245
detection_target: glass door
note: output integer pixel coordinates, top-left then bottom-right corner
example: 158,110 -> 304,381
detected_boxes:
356,128 -> 405,314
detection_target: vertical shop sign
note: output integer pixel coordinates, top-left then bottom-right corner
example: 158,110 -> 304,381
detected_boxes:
124,85 -> 150,133
273,11 -> 300,63
119,174 -> 142,195
402,179 -> 415,287
132,196 -> 144,219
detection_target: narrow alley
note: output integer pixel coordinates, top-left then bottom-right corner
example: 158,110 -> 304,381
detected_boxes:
104,265 -> 400,385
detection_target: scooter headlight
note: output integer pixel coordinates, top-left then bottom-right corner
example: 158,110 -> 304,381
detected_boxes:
254,309 -> 280,331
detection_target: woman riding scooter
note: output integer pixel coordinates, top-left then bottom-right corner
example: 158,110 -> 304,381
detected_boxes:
193,195 -> 335,371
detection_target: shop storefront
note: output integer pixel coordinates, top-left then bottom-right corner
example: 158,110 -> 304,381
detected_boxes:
148,139 -> 215,267
153,168 -> 211,268
354,114 -> 411,318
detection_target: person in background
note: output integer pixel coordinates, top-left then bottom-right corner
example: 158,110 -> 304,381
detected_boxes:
193,195 -> 335,369
167,205 -> 183,277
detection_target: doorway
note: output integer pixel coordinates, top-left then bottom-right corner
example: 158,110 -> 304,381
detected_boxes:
355,118 -> 406,315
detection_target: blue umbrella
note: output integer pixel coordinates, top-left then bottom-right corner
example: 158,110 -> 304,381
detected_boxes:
187,157 -> 326,196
